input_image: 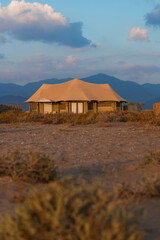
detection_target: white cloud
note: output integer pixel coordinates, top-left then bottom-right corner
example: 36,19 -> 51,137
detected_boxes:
128,27 -> 148,41
0,0 -> 91,48
66,55 -> 80,64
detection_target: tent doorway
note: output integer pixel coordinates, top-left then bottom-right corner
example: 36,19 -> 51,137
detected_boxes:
71,102 -> 83,113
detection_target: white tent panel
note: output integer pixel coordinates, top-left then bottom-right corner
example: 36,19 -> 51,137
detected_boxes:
71,102 -> 77,113
78,103 -> 83,113
44,103 -> 52,113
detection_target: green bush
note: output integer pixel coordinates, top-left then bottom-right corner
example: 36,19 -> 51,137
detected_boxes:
0,150 -> 58,183
0,180 -> 143,240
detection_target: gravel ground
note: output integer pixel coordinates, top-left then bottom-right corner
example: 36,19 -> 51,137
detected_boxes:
0,122 -> 160,239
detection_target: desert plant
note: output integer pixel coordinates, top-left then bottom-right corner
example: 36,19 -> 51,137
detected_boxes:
0,150 -> 58,183
18,112 -> 44,123
114,183 -> 136,199
0,104 -> 22,114
0,179 -> 143,240
0,109 -> 160,126
141,150 -> 160,166
96,112 -> 125,122
0,110 -> 19,123
114,176 -> 160,199
142,176 -> 160,197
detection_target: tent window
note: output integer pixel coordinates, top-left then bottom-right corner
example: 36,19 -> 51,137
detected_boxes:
59,102 -> 68,112
88,102 -> 93,111
52,103 -> 57,112
116,102 -> 121,107
30,102 -> 38,112
60,102 -> 66,110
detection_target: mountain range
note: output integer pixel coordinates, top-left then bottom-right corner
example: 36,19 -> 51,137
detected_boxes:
0,73 -> 160,110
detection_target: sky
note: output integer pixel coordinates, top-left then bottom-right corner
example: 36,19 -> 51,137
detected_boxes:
1,0 -> 160,85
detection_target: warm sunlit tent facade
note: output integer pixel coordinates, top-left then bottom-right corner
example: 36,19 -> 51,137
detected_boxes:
26,78 -> 126,114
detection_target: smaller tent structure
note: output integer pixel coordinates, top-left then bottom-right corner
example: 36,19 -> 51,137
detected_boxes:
153,102 -> 160,116
26,78 -> 126,114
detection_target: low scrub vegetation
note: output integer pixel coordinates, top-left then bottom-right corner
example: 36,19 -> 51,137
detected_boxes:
0,110 -> 160,125
141,150 -> 160,166
0,104 -> 22,114
142,176 -> 160,197
0,150 -> 58,183
114,183 -> 136,199
114,176 -> 160,199
0,179 -> 143,240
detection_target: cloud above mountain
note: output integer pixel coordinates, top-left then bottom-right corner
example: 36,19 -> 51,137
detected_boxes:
0,0 -> 91,48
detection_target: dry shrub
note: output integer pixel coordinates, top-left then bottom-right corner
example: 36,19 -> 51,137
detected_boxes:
0,180 -> 143,240
0,104 -> 22,114
42,112 -> 98,125
114,176 -> 160,199
152,115 -> 160,126
114,183 -> 136,199
0,150 -> 58,183
1,109 -> 160,126
96,112 -> 125,122
141,150 -> 160,166
142,176 -> 160,197
0,110 -> 19,123
18,112 -> 44,123
122,111 -> 153,122
122,110 -> 160,125
11,185 -> 26,203
42,113 -> 55,124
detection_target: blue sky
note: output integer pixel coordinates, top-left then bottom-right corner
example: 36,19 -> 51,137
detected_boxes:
0,0 -> 160,85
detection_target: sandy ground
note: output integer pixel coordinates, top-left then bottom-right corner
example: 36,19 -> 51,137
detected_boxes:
0,122 -> 160,239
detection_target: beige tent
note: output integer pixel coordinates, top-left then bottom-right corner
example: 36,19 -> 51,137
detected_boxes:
26,78 -> 126,113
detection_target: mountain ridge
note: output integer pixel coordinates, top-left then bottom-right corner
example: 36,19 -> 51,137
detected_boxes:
0,73 -> 160,109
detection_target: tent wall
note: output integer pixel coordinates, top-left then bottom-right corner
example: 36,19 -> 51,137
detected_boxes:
59,102 -> 69,113
153,102 -> 160,116
52,103 -> 58,113
39,103 -> 44,114
29,102 -> 38,112
44,103 -> 52,113
29,101 -> 124,113
97,102 -> 116,112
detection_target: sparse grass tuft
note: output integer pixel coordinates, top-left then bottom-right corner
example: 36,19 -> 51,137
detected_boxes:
114,183 -> 136,199
0,179 -> 143,240
0,104 -> 22,114
114,176 -> 160,199
141,150 -> 160,166
0,110 -> 19,123
0,150 -> 58,183
142,176 -> 160,197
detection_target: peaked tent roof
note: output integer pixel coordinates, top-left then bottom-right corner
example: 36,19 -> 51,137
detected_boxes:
26,78 -> 126,102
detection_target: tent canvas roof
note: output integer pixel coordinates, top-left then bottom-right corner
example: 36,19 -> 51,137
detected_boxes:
26,78 -> 126,102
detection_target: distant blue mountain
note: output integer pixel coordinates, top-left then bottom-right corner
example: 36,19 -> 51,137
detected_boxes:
0,73 -> 160,109
143,97 -> 160,110
0,95 -> 28,111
